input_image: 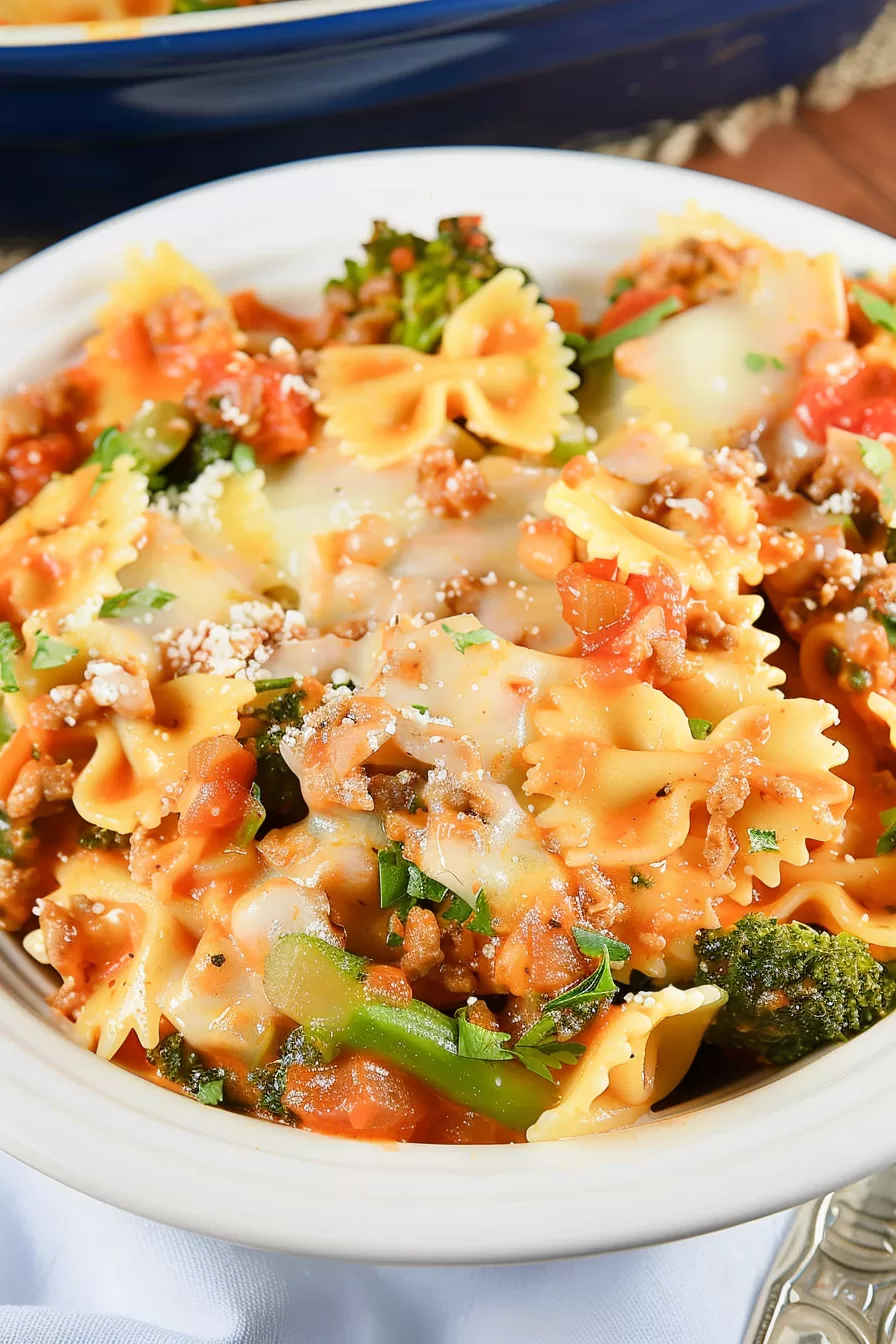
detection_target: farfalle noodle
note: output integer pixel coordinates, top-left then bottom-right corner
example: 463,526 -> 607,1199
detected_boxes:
317,269 -> 578,466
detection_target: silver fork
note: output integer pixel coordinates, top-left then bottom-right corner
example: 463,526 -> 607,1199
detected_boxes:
744,1167 -> 896,1342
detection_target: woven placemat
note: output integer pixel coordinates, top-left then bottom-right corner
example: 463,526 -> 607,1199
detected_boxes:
1,2 -> 895,275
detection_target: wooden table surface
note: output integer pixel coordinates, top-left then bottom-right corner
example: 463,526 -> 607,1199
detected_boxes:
688,84 -> 896,237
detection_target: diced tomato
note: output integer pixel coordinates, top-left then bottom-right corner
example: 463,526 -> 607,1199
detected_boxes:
794,363 -> 896,443
557,558 -> 686,676
229,290 -> 323,350
284,1052 -> 430,1141
597,285 -> 688,337
0,728 -> 35,803
389,245 -> 417,275
178,735 -> 259,838
6,432 -> 84,510
547,297 -> 583,335
195,351 -> 316,463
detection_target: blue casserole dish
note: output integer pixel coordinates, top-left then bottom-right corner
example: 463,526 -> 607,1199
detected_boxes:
0,0 -> 886,235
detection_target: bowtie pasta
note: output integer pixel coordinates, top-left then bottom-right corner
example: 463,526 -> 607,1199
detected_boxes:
3,209 -> 896,1146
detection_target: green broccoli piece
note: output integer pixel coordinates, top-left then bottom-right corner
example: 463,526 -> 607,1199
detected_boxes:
147,1032 -> 225,1106
78,824 -> 128,851
162,424 -> 240,488
695,914 -> 896,1065
327,216 -> 508,352
248,1025 -> 322,1118
248,688 -> 306,829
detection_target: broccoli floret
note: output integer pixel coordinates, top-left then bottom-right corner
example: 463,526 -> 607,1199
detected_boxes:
327,216 -> 508,352
695,914 -> 896,1065
147,1032 -> 225,1106
78,824 -> 127,851
248,1025 -> 322,1118
249,689 -> 307,829
162,424 -> 240,488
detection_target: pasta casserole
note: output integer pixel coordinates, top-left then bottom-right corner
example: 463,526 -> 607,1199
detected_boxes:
2,209 -> 895,1144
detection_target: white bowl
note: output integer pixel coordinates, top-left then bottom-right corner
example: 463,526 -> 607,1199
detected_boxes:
1,147 -> 895,1264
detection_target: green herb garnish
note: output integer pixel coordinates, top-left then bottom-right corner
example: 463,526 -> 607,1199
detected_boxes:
99,587 -> 176,619
441,623 -> 499,653
747,827 -> 779,854
745,352 -> 787,372
857,434 -> 893,479
852,283 -> 896,335
466,889 -> 494,935
147,1032 -> 226,1107
0,623 -> 21,694
578,296 -> 683,367
546,954 -> 618,1013
231,443 -> 257,475
572,927 -> 631,962
87,426 -> 137,486
31,631 -> 78,672
511,1016 -> 586,1082
630,868 -> 653,889
253,677 -> 296,694
455,1011 -> 514,1062
876,806 -> 896,855
688,717 -> 713,740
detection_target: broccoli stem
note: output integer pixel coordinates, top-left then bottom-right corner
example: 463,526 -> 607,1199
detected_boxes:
264,933 -> 554,1131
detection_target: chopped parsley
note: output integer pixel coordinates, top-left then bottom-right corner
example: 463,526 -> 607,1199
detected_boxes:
410,703 -> 428,714
847,663 -> 872,691
465,889 -> 494,935
630,868 -> 653,889
744,351 -> 787,373
441,623 -> 499,653
31,631 -> 78,672
378,841 -> 449,923
87,425 -> 139,486
857,434 -> 893,480
572,927 -> 631,962
512,1016 -> 586,1081
747,827 -> 779,854
546,955 -> 617,1013
147,1032 -> 226,1106
231,442 -> 257,475
886,528 -> 896,565
0,623 -> 21,694
851,283 -> 896,335
455,1010 -> 514,1062
872,608 -> 896,647
876,806 -> 896,855
99,587 -> 176,619
688,717 -> 713,740
440,887 -> 494,935
0,810 -> 33,865
454,1008 -> 584,1081
578,296 -> 683,367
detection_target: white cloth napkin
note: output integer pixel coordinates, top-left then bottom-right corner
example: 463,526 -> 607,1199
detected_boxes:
0,1148 -> 789,1344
